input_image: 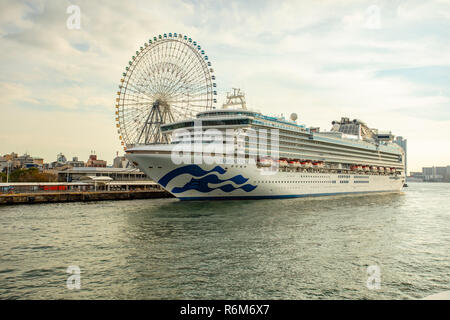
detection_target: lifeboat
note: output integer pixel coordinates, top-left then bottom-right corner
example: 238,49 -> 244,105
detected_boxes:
350,165 -> 358,171
378,167 -> 385,173
356,165 -> 363,171
385,167 -> 391,173
370,166 -> 378,172
363,166 -> 370,172
277,159 -> 289,168
312,161 -> 324,169
257,157 -> 272,167
301,160 -> 313,168
288,160 -> 301,168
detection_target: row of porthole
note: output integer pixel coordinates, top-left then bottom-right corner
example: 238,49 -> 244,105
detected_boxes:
254,180 -> 337,184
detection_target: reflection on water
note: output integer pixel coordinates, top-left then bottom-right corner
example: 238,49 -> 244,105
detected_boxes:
0,183 -> 449,299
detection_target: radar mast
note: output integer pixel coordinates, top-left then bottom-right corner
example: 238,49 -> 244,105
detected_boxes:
222,88 -> 247,110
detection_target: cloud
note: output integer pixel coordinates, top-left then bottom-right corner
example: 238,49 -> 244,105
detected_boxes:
0,82 -> 39,105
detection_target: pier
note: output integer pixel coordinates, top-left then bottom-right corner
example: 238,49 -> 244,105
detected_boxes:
0,181 -> 173,205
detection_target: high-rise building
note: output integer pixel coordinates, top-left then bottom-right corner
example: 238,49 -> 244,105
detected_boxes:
435,167 -> 448,176
394,136 -> 407,175
422,167 -> 434,176
422,166 -> 444,181
420,166 -> 450,182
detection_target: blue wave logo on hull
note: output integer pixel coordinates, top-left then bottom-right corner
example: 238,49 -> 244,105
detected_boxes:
157,164 -> 257,194
158,165 -> 226,187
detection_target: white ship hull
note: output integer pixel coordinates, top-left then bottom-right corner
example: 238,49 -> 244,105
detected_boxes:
126,152 -> 404,200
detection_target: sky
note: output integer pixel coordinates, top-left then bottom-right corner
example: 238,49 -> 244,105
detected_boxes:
0,0 -> 450,173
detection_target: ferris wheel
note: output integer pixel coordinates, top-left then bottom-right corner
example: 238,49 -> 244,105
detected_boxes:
115,33 -> 217,148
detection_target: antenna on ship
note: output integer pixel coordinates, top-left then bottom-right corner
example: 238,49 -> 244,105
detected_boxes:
222,88 -> 246,110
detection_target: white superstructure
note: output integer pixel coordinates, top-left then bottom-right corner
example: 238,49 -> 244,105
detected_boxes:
126,92 -> 405,200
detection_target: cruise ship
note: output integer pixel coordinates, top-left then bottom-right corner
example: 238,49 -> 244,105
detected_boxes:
126,90 -> 405,200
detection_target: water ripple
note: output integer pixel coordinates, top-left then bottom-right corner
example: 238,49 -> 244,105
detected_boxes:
0,183 -> 449,299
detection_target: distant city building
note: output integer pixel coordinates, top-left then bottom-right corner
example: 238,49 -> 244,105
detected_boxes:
56,152 -> 67,163
66,156 -> 84,168
50,162 -> 65,169
410,171 -> 423,178
0,156 -> 7,172
33,158 -> 44,166
422,167 -> 438,181
50,152 -> 68,169
17,153 -> 36,168
2,153 -> 18,170
394,136 -> 407,175
435,166 -> 449,177
86,154 -> 107,168
408,171 -> 425,182
3,152 -> 18,162
1,153 -> 44,170
421,166 -> 450,182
